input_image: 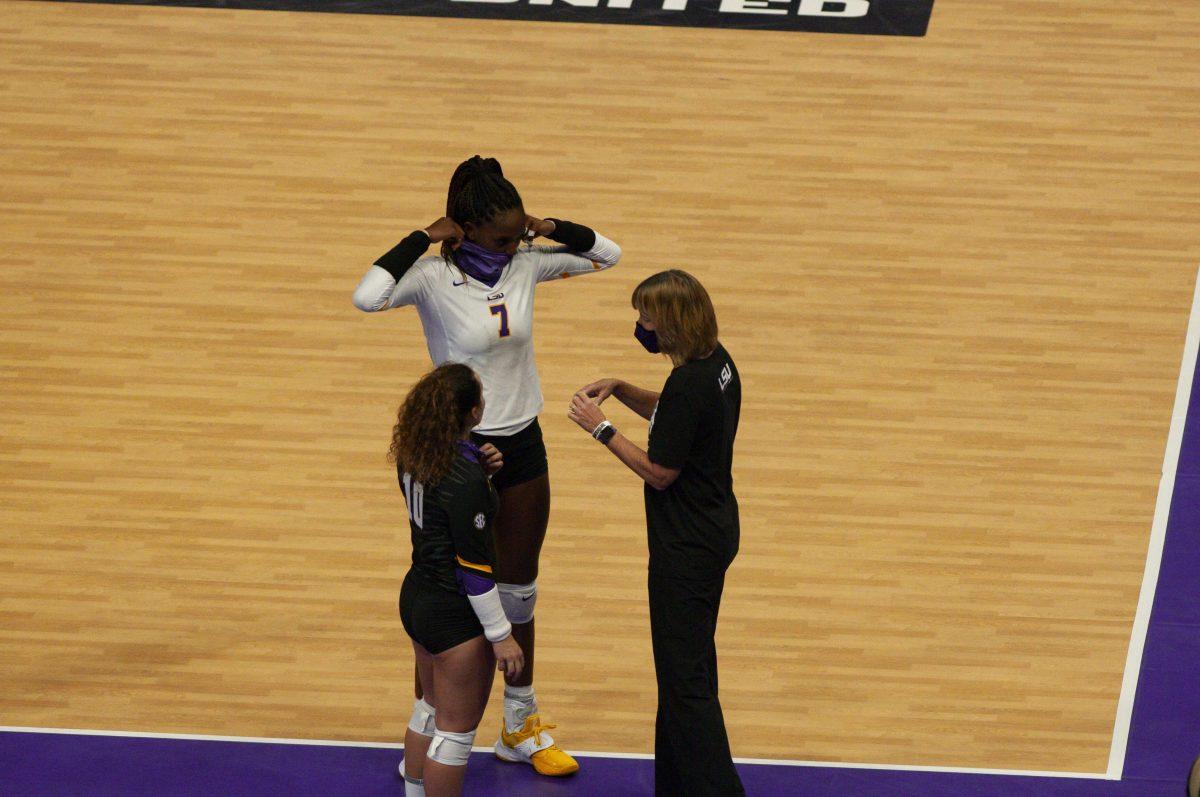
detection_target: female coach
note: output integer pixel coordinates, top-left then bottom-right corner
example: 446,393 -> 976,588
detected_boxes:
353,156 -> 620,776
390,363 -> 520,797
568,270 -> 745,796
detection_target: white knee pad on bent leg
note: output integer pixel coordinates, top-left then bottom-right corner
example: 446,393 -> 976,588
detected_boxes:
407,697 -> 436,737
498,581 -> 537,624
426,727 -> 476,766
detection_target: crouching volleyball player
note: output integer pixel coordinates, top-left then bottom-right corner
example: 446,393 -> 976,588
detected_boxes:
390,363 -> 523,797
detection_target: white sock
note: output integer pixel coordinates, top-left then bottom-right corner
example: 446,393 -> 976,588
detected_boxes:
399,758 -> 425,797
503,684 -> 537,731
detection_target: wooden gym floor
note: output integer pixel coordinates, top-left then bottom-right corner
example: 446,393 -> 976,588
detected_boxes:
1,0 -> 1198,780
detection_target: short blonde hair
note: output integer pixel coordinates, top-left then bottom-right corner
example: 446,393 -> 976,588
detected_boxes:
631,270 -> 718,367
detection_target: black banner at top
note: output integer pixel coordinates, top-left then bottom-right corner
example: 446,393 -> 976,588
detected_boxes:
74,0 -> 935,36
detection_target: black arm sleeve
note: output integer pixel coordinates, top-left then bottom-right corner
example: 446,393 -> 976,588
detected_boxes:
373,230 -> 432,281
544,218 -> 596,252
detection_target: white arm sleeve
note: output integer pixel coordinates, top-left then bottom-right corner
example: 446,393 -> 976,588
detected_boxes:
533,231 -> 622,283
467,586 -> 513,643
351,264 -> 431,311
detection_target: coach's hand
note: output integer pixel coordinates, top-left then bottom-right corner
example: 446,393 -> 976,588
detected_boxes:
493,635 -> 524,683
579,378 -> 621,405
423,217 -> 464,248
568,391 -> 607,435
480,443 -> 503,476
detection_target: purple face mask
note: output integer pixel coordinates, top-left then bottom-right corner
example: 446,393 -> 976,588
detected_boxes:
455,240 -> 511,288
634,322 -> 661,353
457,438 -> 485,465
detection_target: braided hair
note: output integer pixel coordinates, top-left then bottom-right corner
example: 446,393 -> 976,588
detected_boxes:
442,156 -> 524,262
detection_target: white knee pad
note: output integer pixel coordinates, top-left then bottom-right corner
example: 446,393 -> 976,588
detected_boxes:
498,581 -> 537,624
407,697 -> 436,737
426,727 -> 476,767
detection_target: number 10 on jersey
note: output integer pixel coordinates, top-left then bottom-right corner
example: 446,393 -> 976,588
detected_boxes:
402,472 -> 424,528
490,303 -> 510,338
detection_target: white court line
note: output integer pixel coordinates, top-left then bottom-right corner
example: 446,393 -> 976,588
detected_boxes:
1106,264 -> 1200,778
0,725 -> 1109,780
6,271 -> 1198,786
0,726 -> 405,750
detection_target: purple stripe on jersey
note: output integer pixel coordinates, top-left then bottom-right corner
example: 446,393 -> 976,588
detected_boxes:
456,566 -> 495,597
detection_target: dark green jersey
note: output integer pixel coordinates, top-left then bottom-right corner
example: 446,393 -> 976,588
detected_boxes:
399,453 -> 498,594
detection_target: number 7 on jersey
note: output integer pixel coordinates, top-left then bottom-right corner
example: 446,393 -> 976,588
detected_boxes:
490,303 -> 510,338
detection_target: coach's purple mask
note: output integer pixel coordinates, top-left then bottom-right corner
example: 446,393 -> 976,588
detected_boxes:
635,322 -> 661,354
455,240 -> 510,288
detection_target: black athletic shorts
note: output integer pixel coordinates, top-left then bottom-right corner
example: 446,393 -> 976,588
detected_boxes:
471,417 -> 548,492
399,570 -> 484,655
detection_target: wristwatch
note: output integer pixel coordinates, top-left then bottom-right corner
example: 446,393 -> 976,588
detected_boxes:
593,421 -> 617,445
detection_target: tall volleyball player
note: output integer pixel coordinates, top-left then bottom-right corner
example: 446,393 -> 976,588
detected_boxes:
353,156 -> 621,776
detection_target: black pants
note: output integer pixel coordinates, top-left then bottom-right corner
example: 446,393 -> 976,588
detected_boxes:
648,570 -> 745,797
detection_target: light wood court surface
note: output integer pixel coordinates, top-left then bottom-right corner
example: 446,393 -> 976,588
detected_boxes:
2,0 -> 1198,775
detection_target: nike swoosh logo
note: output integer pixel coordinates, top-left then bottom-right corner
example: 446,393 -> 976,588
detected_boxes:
521,595 -> 532,601
452,280 -> 467,287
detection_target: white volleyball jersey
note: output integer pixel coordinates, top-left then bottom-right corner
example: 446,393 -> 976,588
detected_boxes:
353,234 -> 621,435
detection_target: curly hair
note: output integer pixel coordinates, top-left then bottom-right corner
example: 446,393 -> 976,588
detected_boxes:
441,155 -> 524,263
387,363 -> 482,485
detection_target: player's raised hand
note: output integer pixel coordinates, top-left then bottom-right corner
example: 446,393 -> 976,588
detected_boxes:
480,443 -> 504,476
423,217 -> 464,247
523,215 -> 556,242
580,378 -> 621,405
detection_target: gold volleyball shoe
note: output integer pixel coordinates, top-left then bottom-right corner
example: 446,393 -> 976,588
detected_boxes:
494,714 -> 580,777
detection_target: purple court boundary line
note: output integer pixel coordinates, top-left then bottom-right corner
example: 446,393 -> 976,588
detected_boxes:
2,267 -> 1198,796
